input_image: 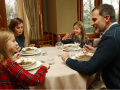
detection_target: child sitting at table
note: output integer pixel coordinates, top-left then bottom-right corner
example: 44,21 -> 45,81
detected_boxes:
61,21 -> 90,48
0,29 -> 50,89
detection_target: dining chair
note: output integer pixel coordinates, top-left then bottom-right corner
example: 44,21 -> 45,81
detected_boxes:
30,39 -> 41,48
86,33 -> 100,47
39,32 -> 54,47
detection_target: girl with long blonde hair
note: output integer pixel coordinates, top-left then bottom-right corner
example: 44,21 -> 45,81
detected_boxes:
0,29 -> 49,89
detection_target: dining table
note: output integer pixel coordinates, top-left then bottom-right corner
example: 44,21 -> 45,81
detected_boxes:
21,47 -> 105,89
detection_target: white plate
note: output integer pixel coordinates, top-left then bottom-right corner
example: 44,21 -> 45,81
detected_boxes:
76,52 -> 93,58
63,44 -> 80,51
16,58 -> 36,67
22,47 -> 37,52
23,60 -> 42,70
63,45 -> 81,51
75,52 -> 93,61
21,49 -> 41,55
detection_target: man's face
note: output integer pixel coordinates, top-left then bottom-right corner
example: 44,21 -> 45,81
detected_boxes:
91,9 -> 106,33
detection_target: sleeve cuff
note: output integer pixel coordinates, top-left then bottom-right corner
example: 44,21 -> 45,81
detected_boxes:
65,58 -> 69,63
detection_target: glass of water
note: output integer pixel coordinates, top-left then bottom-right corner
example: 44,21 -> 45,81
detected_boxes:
41,50 -> 47,56
55,42 -> 63,57
46,53 -> 54,65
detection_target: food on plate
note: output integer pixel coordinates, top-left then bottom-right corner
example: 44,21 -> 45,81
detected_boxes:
16,58 -> 36,67
17,59 -> 32,65
75,52 -> 93,61
63,44 -> 80,51
22,47 -> 37,54
77,55 -> 91,59
25,48 -> 34,51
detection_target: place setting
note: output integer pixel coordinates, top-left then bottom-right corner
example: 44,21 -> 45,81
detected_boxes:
21,47 -> 42,56
15,57 -> 42,70
63,43 -> 81,51
71,50 -> 93,61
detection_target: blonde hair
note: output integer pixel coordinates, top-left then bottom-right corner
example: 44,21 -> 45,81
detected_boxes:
0,29 -> 14,67
73,21 -> 89,44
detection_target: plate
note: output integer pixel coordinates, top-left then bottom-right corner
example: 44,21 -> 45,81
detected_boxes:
21,49 -> 41,55
16,58 -> 36,67
22,47 -> 38,54
72,52 -> 93,61
22,47 -> 37,53
23,60 -> 42,70
63,44 -> 81,51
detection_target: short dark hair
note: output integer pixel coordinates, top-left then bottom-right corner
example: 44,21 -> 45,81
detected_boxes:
92,4 -> 116,22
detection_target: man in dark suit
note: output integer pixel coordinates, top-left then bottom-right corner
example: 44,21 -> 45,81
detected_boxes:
61,4 -> 120,89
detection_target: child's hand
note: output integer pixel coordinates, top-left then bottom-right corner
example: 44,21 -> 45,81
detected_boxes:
16,45 -> 21,52
42,63 -> 50,69
14,52 -> 21,61
62,32 -> 71,40
29,44 -> 35,47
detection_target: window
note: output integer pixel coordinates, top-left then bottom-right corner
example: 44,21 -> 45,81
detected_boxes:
103,0 -> 119,22
5,0 -> 18,23
83,0 -> 95,33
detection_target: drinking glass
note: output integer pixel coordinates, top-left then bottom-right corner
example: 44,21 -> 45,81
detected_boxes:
67,34 -> 72,40
69,50 -> 75,58
41,50 -> 47,56
74,36 -> 81,45
55,42 -> 63,57
46,58 -> 54,65
46,53 -> 54,65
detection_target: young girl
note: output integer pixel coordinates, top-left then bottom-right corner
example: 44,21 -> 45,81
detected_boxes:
61,21 -> 90,48
9,18 -> 35,48
0,29 -> 50,89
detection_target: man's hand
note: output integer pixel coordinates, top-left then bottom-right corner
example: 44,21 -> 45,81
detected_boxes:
61,52 -> 70,61
83,44 -> 96,53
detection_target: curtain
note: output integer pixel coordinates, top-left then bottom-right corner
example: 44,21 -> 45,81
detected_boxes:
17,0 -> 29,47
23,0 -> 40,40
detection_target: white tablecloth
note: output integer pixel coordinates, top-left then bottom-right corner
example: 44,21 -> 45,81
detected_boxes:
22,47 -> 97,89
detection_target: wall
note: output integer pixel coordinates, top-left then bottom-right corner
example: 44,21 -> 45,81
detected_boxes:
42,0 -> 48,32
43,0 -> 77,34
46,0 -> 57,34
56,0 -> 77,34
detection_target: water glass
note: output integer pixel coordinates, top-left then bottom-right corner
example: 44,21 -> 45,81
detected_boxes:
69,50 -> 75,57
55,42 -> 63,49
55,42 -> 63,57
67,34 -> 72,40
74,36 -> 81,45
46,53 -> 54,65
46,58 -> 54,65
41,50 -> 47,56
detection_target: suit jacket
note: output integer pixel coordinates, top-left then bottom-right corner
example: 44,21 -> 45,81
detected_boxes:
66,23 -> 120,89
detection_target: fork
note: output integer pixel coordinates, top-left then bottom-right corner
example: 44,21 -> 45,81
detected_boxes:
83,50 -> 87,55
